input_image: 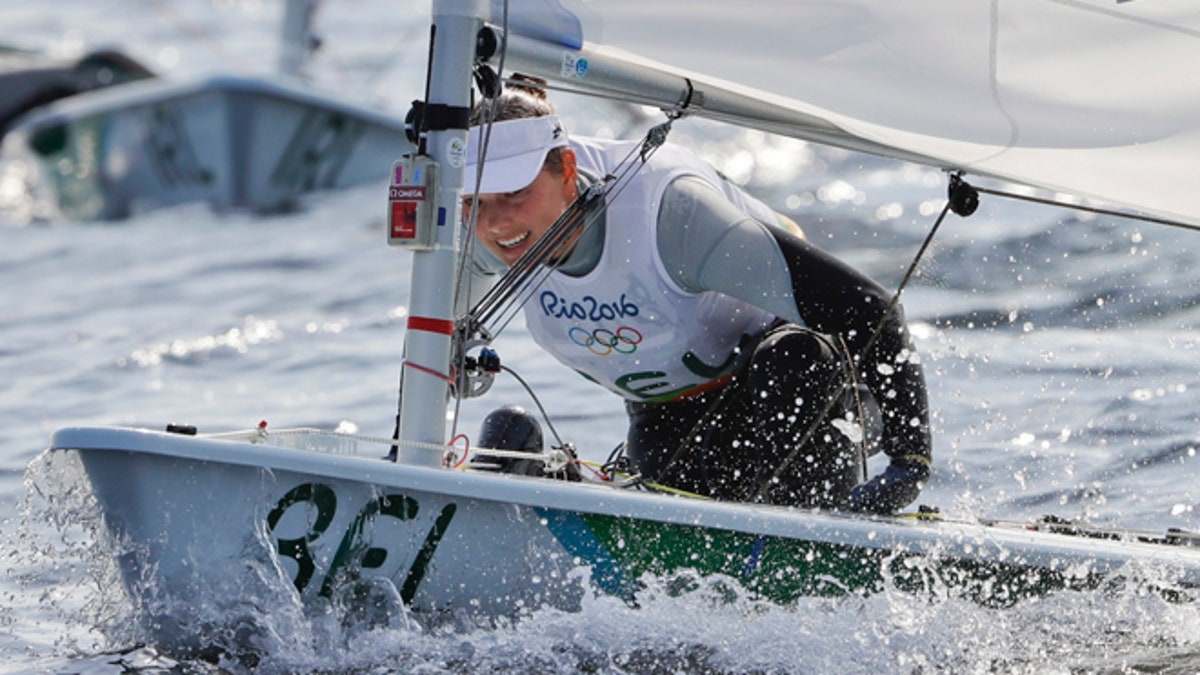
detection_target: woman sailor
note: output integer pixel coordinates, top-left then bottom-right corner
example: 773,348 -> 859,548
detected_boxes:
463,83 -> 931,514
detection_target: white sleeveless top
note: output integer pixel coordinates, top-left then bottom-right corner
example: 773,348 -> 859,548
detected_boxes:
523,137 -> 777,403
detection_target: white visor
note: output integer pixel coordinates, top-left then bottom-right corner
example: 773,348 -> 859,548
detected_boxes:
465,116 -> 569,194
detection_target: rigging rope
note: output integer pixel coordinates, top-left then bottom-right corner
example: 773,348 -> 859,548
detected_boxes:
449,115 -> 685,458
593,171 -> 1195,503
444,2 -> 511,447
742,171 -> 1195,503
399,0 -> 691,457
499,364 -> 566,448
973,185 -> 1200,233
466,115 -> 684,341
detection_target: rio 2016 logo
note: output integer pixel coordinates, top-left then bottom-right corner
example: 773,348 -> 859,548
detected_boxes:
569,325 -> 643,356
539,290 -> 639,322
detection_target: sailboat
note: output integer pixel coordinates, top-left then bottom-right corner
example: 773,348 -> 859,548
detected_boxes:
0,45 -> 154,142
0,0 -> 413,221
43,0 -> 1200,651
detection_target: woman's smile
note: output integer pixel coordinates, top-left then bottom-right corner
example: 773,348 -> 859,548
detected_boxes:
497,231 -> 531,250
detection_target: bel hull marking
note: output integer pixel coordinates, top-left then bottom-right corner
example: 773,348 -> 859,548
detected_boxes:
266,483 -> 336,592
266,483 -> 456,603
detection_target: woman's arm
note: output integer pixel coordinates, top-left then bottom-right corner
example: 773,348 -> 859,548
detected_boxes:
657,176 -> 932,513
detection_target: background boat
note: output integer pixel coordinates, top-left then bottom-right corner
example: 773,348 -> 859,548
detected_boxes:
3,74 -> 415,220
0,0 -> 415,222
0,44 -> 154,142
6,1 -> 1200,673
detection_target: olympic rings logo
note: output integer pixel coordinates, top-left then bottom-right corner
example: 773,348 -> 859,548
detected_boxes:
568,326 -> 643,356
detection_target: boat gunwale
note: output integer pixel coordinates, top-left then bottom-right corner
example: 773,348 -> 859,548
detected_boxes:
48,425 -> 1200,584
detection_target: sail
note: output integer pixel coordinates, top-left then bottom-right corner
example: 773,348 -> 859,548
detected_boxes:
493,0 -> 1200,226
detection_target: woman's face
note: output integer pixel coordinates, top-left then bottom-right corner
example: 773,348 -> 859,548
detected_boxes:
465,149 -> 578,266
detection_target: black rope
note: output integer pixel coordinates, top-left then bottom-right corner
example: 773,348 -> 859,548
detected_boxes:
499,364 -> 566,448
471,188 -> 600,330
973,185 -> 1200,233
745,172 -> 1199,501
856,188 -> 955,365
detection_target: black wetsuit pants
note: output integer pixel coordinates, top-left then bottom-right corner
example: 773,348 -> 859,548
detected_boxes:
624,323 -> 867,508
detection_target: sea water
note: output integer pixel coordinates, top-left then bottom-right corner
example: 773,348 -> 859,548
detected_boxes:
3,1 -> 1200,672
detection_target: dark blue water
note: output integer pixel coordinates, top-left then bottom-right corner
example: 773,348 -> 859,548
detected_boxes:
4,1 -> 1200,672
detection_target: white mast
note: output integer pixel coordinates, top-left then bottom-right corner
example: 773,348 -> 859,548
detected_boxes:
278,0 -> 320,78
394,0 -> 482,465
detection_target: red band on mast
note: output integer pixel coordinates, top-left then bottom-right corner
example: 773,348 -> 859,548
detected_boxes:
406,316 -> 455,335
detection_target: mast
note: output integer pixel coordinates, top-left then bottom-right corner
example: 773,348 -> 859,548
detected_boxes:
278,0 -> 320,78
393,0 -> 482,466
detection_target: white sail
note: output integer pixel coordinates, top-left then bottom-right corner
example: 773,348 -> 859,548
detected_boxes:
492,0 -> 1200,226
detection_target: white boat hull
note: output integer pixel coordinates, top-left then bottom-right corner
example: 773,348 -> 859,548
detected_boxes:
46,425 -> 1200,649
